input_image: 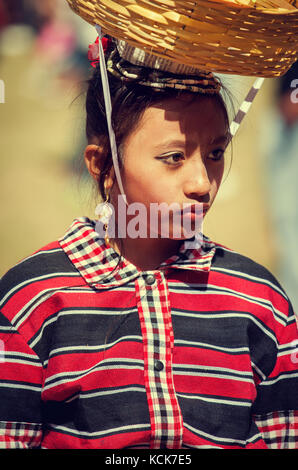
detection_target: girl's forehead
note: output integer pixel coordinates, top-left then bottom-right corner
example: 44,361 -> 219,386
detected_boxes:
150,95 -> 224,120
137,95 -> 228,139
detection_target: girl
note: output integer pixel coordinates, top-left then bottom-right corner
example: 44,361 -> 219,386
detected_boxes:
0,34 -> 297,450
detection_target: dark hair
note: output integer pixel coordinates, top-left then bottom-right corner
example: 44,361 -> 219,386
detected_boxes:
85,59 -> 231,199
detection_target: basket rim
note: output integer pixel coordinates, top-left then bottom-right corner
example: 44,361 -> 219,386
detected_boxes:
202,0 -> 298,14
66,0 -> 298,77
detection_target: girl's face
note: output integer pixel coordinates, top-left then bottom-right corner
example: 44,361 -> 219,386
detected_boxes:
111,94 -> 229,240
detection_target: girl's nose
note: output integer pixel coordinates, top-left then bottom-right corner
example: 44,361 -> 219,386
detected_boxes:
183,162 -> 212,198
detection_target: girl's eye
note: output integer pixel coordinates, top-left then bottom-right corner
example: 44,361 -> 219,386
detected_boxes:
157,152 -> 185,165
208,148 -> 225,161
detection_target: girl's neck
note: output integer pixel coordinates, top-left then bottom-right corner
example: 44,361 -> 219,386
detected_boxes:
109,236 -> 183,271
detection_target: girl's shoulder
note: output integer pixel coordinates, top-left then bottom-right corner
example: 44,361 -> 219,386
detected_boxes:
0,217 -> 96,304
1,239 -> 75,287
0,237 -> 81,320
209,238 -> 290,303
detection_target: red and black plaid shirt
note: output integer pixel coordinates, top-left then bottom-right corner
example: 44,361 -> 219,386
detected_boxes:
0,217 -> 297,449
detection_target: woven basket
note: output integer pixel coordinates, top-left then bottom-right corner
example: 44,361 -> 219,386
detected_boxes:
66,0 -> 298,77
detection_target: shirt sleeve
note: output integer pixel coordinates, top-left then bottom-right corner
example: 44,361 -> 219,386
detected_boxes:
0,311 -> 43,448
252,303 -> 298,449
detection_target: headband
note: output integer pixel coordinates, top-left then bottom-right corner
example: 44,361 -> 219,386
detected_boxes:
106,49 -> 222,95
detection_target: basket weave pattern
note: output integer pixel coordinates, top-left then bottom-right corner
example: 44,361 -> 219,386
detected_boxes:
67,0 -> 298,77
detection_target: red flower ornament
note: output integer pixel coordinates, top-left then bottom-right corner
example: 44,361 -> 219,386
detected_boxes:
88,36 -> 110,68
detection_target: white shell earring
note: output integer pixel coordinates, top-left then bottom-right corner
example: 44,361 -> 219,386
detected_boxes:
95,192 -> 113,246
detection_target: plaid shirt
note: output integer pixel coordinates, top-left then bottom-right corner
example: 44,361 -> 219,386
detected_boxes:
0,217 -> 297,449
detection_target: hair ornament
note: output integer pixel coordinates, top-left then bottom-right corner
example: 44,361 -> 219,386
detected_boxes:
88,36 -> 111,68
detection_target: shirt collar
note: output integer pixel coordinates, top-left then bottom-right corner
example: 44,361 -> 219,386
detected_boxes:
59,217 -> 216,289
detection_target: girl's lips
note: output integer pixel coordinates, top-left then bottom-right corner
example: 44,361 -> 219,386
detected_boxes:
181,204 -> 210,217
158,204 -> 209,227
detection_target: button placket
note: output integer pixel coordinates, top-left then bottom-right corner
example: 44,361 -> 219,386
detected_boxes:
145,274 -> 156,286
154,359 -> 164,372
135,271 -> 183,448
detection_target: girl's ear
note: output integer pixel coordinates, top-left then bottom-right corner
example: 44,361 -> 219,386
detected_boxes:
84,144 -> 104,180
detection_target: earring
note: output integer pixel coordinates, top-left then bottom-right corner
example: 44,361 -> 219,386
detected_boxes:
95,191 -> 113,246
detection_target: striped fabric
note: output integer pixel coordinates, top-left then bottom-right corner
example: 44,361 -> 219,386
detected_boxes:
229,77 -> 265,137
0,217 -> 297,449
106,48 -> 221,94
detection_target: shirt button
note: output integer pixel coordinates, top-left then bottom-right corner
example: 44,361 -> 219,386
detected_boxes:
154,360 -> 164,372
145,274 -> 156,285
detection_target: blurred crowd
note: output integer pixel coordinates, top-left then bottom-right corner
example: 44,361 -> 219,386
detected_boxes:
260,61 -> 298,314
0,0 -> 58,29
0,0 -> 94,97
0,0 -> 96,176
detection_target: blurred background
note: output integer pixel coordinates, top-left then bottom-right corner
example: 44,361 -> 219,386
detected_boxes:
0,0 -> 297,312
